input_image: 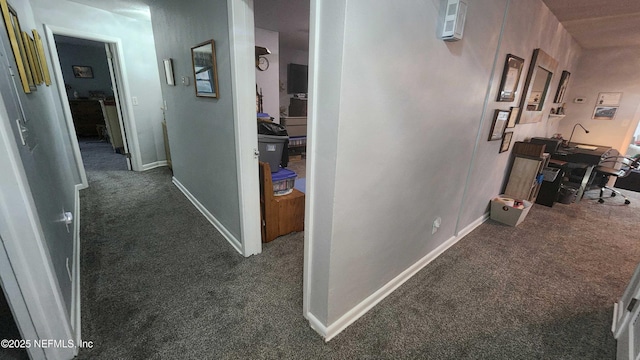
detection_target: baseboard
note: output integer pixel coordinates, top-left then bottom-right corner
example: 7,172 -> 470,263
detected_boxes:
141,160 -> 168,171
71,184 -> 82,353
172,177 -> 243,255
612,302 -> 619,334
311,213 -> 490,342
456,212 -> 490,238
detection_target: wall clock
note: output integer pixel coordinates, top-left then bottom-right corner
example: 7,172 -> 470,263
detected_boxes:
256,56 -> 269,71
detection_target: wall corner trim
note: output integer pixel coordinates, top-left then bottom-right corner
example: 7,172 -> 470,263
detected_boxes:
70,184 -> 82,355
141,160 -> 168,171
316,213 -> 489,342
172,177 -> 243,255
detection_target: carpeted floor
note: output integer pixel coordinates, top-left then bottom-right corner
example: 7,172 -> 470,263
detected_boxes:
72,161 -> 640,359
78,138 -> 128,171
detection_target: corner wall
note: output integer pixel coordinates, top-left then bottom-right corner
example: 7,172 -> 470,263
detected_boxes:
307,0 -> 582,337
556,46 -> 640,153
149,0 -> 242,241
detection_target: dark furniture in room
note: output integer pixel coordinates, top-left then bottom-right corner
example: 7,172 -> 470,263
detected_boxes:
535,159 -> 566,207
615,169 -> 640,192
288,98 -> 307,117
69,99 -> 106,137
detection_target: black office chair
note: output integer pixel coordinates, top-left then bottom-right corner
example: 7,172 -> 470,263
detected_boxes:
590,155 -> 640,204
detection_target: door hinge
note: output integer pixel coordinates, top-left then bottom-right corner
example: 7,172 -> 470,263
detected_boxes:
124,153 -> 132,159
254,148 -> 260,158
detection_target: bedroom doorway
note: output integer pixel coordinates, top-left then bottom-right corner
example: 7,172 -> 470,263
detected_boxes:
52,35 -> 130,173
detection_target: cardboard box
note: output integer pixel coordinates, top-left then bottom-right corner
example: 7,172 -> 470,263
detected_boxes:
490,195 -> 532,226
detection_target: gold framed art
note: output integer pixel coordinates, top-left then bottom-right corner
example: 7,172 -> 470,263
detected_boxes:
22,31 -> 41,85
32,29 -> 50,85
1,0 -> 31,93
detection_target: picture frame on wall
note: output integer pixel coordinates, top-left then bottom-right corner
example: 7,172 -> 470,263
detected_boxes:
72,65 -> 94,78
191,39 -> 219,98
496,54 -> 525,102
488,109 -> 511,141
163,58 -> 175,86
553,70 -> 570,103
500,131 -> 514,153
592,106 -> 617,120
1,0 -> 32,93
32,29 -> 51,86
506,107 -> 519,128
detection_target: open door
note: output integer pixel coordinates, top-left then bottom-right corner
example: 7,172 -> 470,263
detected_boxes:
104,43 -> 132,170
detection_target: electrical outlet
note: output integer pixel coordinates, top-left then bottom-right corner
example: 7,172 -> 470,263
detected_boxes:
432,217 -> 442,234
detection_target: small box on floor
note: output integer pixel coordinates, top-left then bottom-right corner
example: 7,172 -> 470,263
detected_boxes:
490,195 -> 532,226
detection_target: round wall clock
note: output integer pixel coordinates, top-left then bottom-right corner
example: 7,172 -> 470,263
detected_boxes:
257,56 -> 269,71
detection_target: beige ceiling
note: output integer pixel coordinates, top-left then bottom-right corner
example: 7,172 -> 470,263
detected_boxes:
542,0 -> 640,49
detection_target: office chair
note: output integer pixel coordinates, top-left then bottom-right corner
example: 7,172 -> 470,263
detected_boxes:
590,155 -> 640,204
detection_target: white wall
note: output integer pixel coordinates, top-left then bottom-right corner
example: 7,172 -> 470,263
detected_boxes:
149,0 -> 243,241
255,28 -> 280,123
458,0 -> 582,228
30,0 -> 166,166
556,46 -> 640,153
306,0 -> 582,335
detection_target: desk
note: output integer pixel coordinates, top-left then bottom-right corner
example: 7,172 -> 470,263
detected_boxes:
551,143 -> 617,200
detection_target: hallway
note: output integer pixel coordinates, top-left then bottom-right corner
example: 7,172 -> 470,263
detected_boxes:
75,163 -> 639,358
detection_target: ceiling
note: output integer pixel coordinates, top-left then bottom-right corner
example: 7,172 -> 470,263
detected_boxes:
66,0 -> 639,51
542,0 -> 640,49
253,0 -> 310,51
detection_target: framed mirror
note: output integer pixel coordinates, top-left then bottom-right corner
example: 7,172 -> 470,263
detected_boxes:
191,39 -> 219,98
516,48 -> 558,124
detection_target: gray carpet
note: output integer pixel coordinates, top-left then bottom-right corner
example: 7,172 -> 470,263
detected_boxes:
78,138 -> 128,171
74,164 -> 640,359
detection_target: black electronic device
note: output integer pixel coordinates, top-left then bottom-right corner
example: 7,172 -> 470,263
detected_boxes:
287,63 -> 308,94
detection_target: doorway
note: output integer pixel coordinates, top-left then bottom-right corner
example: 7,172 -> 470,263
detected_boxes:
253,0 -> 310,243
52,35 -> 130,173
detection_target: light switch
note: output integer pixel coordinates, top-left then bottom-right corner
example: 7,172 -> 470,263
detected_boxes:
132,96 -> 139,105
182,76 -> 190,86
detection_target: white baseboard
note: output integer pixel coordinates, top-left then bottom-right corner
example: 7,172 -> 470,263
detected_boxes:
309,213 -> 490,342
141,160 -> 168,171
172,177 -> 243,255
456,212 -> 490,238
71,184 -> 82,354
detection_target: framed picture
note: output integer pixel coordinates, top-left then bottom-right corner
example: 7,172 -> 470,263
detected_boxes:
32,29 -> 51,86
592,106 -> 617,120
22,31 -> 41,85
496,54 -> 525,102
553,70 -> 570,103
1,0 -> 32,93
500,132 -> 514,153
163,58 -> 175,86
507,107 -> 519,128
191,39 -> 219,98
488,109 -> 510,141
73,65 -> 94,78
597,92 -> 622,106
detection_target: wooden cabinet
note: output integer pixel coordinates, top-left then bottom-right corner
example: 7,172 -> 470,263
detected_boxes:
69,100 -> 105,137
259,162 -> 304,243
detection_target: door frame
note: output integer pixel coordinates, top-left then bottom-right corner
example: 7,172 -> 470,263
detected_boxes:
227,0 -> 263,257
43,25 -> 142,187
